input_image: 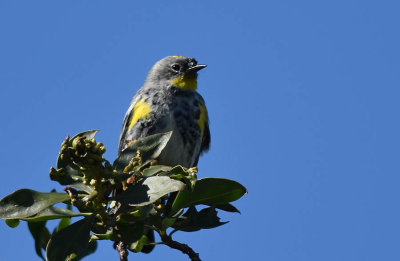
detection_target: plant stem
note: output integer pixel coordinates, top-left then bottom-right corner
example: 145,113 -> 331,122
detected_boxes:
116,241 -> 128,261
160,234 -> 201,261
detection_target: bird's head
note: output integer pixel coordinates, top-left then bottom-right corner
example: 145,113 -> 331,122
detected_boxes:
144,56 -> 207,91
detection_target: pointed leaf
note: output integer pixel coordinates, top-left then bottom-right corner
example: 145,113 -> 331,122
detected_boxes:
117,221 -> 145,244
74,240 -> 97,261
114,176 -> 185,206
70,130 -> 99,141
211,203 -> 241,213
172,178 -> 247,213
114,132 -> 172,172
169,165 -> 190,176
142,165 -> 172,177
46,216 -> 94,261
50,166 -> 92,193
28,221 -> 50,261
162,217 -> 176,229
0,189 -> 70,219
172,207 -> 228,232
21,206 -> 90,222
57,216 -> 71,232
128,234 -> 150,253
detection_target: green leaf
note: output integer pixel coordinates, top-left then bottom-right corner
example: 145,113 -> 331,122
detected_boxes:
71,182 -> 94,194
114,176 -> 185,206
169,165 -> 190,175
172,207 -> 228,232
162,217 -> 176,229
50,166 -> 92,194
56,204 -> 73,231
28,221 -> 50,261
21,206 -> 90,222
117,221 -> 145,244
5,218 -> 19,228
46,216 -> 94,261
171,178 -> 247,213
128,234 -> 150,253
113,132 -> 172,172
212,203 -> 241,213
0,189 -> 70,219
50,166 -> 80,185
74,240 -> 97,261
70,130 -> 99,141
92,230 -> 114,240
57,216 -> 71,232
50,166 -> 93,194
142,165 -> 172,177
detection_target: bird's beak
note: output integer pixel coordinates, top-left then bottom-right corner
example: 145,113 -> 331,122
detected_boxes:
187,64 -> 207,73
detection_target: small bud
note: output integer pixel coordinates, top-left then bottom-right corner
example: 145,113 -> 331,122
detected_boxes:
90,179 -> 97,186
123,163 -> 134,173
72,137 -> 84,150
61,135 -> 70,146
155,204 -> 165,212
188,167 -> 198,174
150,160 -> 158,166
99,146 -> 106,154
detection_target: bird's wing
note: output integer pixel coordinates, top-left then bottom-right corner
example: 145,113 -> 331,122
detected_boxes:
118,92 -> 143,154
200,102 -> 211,154
201,114 -> 211,154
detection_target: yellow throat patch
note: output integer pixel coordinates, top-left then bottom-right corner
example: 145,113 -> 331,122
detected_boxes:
128,98 -> 151,131
171,75 -> 197,91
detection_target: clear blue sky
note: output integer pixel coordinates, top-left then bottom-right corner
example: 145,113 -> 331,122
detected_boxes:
1,1 -> 399,260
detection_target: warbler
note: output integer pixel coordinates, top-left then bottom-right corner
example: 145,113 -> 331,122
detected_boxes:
117,56 -> 210,253
118,55 -> 210,167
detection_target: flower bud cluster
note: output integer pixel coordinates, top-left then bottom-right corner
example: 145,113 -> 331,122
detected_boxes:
51,135 -> 114,191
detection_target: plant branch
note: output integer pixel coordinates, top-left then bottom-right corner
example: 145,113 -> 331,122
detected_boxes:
115,241 -> 128,261
160,234 -> 201,261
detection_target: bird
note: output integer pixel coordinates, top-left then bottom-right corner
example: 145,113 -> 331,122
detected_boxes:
118,55 -> 210,168
117,55 -> 210,253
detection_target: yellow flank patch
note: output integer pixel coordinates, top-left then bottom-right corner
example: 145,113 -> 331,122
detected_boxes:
128,98 -> 151,131
197,104 -> 208,138
172,55 -> 180,58
171,75 -> 197,91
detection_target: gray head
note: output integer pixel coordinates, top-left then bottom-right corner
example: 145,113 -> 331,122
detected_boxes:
143,56 -> 207,91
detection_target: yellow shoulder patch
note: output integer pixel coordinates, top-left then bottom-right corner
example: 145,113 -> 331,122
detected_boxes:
171,75 -> 197,91
197,104 -> 208,138
128,98 -> 151,131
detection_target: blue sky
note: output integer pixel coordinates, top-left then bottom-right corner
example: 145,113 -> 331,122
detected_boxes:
1,1 -> 400,260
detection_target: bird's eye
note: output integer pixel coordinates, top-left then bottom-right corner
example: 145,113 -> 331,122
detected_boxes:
171,64 -> 181,72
